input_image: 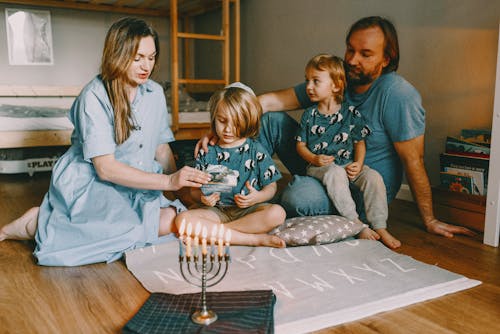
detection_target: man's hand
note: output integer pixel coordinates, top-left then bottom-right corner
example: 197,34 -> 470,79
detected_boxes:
425,219 -> 476,238
194,132 -> 218,157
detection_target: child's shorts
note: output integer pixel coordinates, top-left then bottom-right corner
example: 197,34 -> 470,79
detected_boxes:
198,202 -> 271,223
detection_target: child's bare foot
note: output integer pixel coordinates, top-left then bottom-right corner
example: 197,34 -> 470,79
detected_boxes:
375,228 -> 401,249
358,226 -> 380,240
0,207 -> 39,241
262,234 -> 286,248
247,234 -> 286,248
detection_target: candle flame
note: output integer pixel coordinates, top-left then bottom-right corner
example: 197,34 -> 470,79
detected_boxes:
202,226 -> 208,239
186,222 -> 192,236
211,225 -> 218,238
225,229 -> 231,244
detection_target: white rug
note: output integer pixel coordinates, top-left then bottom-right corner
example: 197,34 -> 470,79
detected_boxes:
125,239 -> 480,334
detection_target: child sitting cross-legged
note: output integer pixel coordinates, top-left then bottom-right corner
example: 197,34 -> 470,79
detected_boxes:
175,82 -> 286,248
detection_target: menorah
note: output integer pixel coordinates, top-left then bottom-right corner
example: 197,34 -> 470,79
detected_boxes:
178,220 -> 231,325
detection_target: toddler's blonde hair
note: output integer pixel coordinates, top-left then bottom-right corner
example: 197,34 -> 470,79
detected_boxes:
306,54 -> 346,104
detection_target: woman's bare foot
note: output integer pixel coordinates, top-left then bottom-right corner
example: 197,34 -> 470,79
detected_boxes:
375,228 -> 401,249
358,226 -> 380,240
0,207 -> 39,241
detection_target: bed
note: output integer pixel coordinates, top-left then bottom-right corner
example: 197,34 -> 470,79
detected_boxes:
0,84 -> 211,174
0,0 -> 239,175
0,0 -> 240,143
0,85 -> 78,149
0,85 -> 75,174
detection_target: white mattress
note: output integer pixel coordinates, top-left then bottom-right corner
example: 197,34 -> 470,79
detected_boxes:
0,112 -> 210,132
0,96 -> 210,132
0,97 -> 75,131
0,116 -> 74,131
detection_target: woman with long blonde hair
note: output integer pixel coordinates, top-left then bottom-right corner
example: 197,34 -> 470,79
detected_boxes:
0,17 -> 211,266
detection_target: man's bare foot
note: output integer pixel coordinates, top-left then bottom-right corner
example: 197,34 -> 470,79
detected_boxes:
375,228 -> 401,249
358,227 -> 380,240
0,207 -> 39,241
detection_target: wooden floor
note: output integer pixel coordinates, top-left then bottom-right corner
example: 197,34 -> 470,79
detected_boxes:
1,172 -> 499,334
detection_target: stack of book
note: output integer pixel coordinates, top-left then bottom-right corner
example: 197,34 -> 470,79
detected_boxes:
439,129 -> 490,196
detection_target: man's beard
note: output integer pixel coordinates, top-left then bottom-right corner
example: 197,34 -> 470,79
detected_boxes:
345,63 -> 383,87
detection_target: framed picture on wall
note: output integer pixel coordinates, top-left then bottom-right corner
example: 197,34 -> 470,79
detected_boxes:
5,8 -> 54,65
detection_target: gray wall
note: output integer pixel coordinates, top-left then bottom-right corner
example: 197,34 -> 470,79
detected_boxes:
0,4 -> 170,86
240,0 -> 499,186
1,1 -> 499,188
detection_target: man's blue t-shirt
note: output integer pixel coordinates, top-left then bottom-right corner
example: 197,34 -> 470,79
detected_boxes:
294,72 -> 425,200
195,138 -> 281,206
296,103 -> 370,166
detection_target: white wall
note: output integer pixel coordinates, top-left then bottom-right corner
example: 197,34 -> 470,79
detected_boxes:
0,4 -> 170,86
239,0 -> 499,187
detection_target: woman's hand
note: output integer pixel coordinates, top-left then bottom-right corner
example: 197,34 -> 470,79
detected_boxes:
194,131 -> 218,157
168,166 -> 211,191
201,192 -> 220,207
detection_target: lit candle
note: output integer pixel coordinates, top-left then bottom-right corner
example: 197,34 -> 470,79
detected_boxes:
186,222 -> 192,258
178,218 -> 186,236
178,219 -> 186,257
201,226 -> 208,256
194,222 -> 201,257
210,225 -> 217,257
224,229 -> 232,257
217,225 -> 225,257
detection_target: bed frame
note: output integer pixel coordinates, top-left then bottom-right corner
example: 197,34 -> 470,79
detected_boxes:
0,0 -> 240,144
0,85 -> 79,149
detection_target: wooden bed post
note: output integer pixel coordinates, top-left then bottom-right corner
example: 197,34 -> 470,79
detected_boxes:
222,0 -> 230,85
170,0 -> 180,133
169,0 -> 240,140
233,0 -> 240,82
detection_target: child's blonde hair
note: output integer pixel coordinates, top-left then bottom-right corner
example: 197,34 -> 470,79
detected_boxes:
208,84 -> 262,139
305,54 -> 346,104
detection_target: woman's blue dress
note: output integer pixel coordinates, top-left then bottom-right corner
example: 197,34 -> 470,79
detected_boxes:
34,76 -> 185,266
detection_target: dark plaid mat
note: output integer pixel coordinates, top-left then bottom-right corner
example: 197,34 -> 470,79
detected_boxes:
123,290 -> 276,334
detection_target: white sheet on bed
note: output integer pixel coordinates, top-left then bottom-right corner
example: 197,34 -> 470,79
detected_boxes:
0,97 -> 74,131
0,112 -> 210,131
0,94 -> 210,132
0,116 -> 74,131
